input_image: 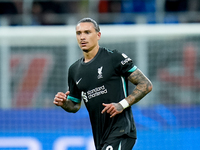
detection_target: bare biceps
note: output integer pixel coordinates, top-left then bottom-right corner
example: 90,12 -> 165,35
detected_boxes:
127,69 -> 153,105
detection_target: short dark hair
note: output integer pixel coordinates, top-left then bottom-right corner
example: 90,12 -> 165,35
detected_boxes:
77,18 -> 100,32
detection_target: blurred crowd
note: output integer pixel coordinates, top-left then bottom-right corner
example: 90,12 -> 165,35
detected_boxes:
0,0 -> 200,26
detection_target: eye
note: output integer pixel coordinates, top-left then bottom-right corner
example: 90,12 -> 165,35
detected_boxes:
85,31 -> 90,34
76,31 -> 81,35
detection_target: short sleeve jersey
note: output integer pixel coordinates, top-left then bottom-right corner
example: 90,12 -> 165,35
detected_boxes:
67,47 -> 137,150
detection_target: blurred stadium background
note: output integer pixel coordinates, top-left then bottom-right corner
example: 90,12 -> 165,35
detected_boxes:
0,0 -> 200,150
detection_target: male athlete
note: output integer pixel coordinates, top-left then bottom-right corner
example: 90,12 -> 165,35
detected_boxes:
54,18 -> 153,150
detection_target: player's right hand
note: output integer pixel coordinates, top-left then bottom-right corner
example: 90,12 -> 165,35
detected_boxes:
53,91 -> 69,106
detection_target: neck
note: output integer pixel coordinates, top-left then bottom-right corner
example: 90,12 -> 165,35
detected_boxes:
83,45 -> 99,63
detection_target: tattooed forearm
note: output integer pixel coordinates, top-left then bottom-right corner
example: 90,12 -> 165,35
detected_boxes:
127,69 -> 153,105
62,100 -> 81,113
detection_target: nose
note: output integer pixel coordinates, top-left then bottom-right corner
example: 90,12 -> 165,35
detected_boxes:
80,33 -> 86,40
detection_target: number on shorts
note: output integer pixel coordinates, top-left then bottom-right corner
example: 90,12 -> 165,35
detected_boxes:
106,145 -> 113,150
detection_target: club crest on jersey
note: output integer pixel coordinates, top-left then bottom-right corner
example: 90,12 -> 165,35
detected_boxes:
97,66 -> 103,79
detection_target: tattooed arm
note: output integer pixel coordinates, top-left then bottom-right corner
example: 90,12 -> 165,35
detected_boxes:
54,91 -> 81,113
101,69 -> 152,118
61,100 -> 81,113
126,69 -> 153,105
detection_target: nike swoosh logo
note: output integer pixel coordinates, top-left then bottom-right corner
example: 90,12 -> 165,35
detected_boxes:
76,78 -> 82,85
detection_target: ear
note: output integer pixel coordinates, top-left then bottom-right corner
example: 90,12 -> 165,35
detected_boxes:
97,32 -> 101,40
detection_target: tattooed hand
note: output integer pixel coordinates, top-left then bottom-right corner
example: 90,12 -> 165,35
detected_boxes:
101,103 -> 124,118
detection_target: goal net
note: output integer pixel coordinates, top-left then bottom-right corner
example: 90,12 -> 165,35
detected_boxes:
0,24 -> 200,150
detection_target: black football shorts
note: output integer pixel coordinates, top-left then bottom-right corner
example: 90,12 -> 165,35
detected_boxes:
101,135 -> 136,150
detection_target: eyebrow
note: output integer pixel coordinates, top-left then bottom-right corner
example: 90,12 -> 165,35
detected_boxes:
76,29 -> 91,33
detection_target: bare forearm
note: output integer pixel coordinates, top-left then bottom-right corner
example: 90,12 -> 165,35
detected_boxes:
61,100 -> 81,113
126,81 -> 152,105
127,69 -> 153,105
102,69 -> 152,118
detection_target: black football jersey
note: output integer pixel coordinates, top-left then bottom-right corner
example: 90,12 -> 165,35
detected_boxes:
67,47 -> 137,149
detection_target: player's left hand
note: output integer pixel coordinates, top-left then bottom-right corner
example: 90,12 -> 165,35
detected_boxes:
101,103 -> 123,118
